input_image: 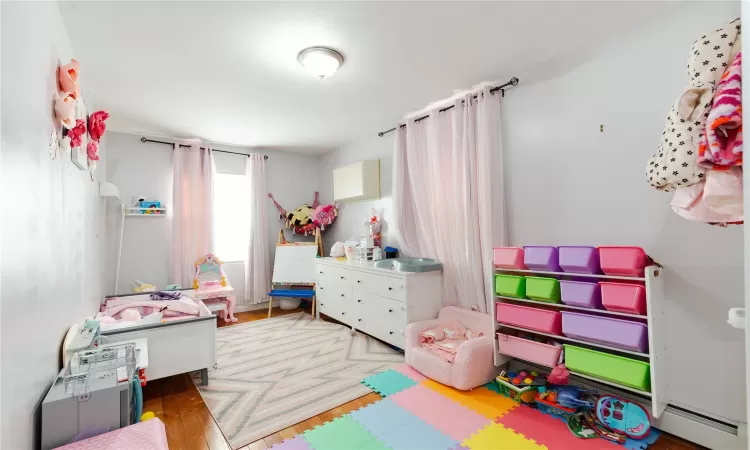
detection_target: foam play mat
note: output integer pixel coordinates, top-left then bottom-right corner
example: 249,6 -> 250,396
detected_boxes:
270,364 -> 663,450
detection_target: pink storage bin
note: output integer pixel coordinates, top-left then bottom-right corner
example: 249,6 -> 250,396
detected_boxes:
497,333 -> 563,367
600,282 -> 647,315
496,303 -> 562,335
493,247 -> 527,269
598,246 -> 649,277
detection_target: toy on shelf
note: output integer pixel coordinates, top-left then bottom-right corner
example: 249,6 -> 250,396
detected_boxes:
268,192 -> 338,235
192,253 -> 237,323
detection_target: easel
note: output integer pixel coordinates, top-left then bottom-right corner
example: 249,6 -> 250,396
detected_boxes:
267,228 -> 322,319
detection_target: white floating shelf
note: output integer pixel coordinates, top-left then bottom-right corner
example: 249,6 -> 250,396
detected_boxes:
495,296 -> 648,320
99,181 -> 120,199
123,206 -> 168,216
496,323 -> 649,358
494,267 -> 646,281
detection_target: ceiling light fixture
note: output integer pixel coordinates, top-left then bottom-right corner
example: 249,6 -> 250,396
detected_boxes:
297,47 -> 344,79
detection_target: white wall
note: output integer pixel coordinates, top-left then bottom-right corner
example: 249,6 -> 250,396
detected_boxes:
104,131 -> 320,307
0,2 -> 107,448
502,1 -> 744,422
318,135 -> 395,254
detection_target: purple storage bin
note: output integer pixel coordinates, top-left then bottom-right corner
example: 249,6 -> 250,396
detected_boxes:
560,281 -> 602,309
561,312 -> 649,353
523,246 -> 560,272
558,246 -> 601,274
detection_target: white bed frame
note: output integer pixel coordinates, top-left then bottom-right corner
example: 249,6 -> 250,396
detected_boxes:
100,291 -> 217,385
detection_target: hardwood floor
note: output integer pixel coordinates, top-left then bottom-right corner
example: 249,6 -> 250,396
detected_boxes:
144,306 -> 702,450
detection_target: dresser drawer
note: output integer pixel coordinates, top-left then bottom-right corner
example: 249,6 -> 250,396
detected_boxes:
317,285 -> 351,321
316,264 -> 352,290
352,271 -> 406,301
356,293 -> 406,348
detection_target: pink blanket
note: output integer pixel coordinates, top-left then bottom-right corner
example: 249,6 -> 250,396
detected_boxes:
102,297 -> 200,319
419,324 -> 483,363
698,52 -> 743,168
54,418 -> 168,450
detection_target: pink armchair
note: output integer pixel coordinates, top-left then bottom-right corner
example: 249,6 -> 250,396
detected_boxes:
405,306 -> 500,390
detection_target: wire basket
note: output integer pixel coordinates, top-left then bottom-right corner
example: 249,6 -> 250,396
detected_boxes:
63,344 -> 136,396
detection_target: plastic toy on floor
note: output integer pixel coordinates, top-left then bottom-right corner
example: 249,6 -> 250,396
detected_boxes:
495,369 -> 543,403
596,395 -> 651,439
192,253 -> 237,322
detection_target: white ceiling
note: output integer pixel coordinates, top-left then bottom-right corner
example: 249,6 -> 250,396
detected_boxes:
60,1 -> 678,154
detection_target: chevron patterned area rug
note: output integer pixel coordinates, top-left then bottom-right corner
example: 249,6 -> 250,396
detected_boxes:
193,312 -> 404,449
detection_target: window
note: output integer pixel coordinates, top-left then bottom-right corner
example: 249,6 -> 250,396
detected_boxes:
213,173 -> 250,262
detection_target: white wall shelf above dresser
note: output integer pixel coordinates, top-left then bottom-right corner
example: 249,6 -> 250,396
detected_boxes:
315,258 -> 442,349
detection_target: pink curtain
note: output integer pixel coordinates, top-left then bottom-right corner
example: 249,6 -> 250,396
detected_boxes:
170,140 -> 214,287
245,154 -> 270,304
392,85 -> 506,312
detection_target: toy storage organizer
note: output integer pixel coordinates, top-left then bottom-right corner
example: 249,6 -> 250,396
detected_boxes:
491,246 -> 669,419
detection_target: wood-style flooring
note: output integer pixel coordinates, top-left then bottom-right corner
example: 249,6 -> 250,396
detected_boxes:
143,306 -> 703,450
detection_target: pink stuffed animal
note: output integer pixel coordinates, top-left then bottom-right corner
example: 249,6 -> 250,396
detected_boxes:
54,93 -> 76,129
57,59 -> 80,99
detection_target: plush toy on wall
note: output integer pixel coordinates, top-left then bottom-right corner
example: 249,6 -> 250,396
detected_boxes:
268,191 -> 338,235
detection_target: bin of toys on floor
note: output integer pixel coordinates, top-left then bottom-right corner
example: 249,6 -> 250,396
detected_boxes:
495,368 -> 652,445
493,245 -> 655,394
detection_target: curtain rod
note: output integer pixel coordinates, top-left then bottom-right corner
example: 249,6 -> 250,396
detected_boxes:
140,137 -> 268,160
377,77 -> 519,137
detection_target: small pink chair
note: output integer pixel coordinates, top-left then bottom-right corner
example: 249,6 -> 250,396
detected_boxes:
405,306 -> 500,390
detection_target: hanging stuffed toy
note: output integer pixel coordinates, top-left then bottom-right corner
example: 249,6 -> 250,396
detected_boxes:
268,191 -> 338,235
86,110 -> 109,175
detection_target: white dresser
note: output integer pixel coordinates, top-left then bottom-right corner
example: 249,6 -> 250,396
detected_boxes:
315,258 -> 443,349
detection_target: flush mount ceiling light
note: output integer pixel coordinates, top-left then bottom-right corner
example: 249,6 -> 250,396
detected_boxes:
297,47 -> 344,79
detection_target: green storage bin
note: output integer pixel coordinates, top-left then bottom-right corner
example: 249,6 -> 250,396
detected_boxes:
525,276 -> 561,303
495,275 -> 525,298
564,345 -> 651,392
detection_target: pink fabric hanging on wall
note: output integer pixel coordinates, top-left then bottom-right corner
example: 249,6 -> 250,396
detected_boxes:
392,85 -> 507,313
170,140 -> 214,287
245,154 -> 271,304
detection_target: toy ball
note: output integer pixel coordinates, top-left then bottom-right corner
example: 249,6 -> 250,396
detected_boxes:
523,378 -> 533,384
519,371 -> 528,377
512,377 -> 522,384
530,371 -> 538,377
140,411 -> 156,421
547,392 -> 558,402
508,372 -> 517,378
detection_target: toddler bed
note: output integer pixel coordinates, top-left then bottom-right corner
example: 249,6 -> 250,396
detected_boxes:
98,291 -> 216,385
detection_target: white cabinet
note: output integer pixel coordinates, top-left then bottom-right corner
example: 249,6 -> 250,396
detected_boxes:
315,258 -> 442,349
333,160 -> 380,202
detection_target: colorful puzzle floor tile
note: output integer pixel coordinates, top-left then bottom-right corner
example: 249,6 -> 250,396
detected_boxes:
392,363 -> 428,382
462,423 -> 547,450
422,379 -> 519,419
362,369 -> 417,396
301,415 -> 388,450
390,384 -> 491,441
378,418 -> 457,450
350,398 -> 421,437
271,366 -> 664,450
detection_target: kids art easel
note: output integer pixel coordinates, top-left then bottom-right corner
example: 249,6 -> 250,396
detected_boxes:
267,228 -> 322,318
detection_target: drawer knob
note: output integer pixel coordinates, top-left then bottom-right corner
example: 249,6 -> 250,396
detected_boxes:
341,312 -> 346,315
388,309 -> 393,313
319,271 -> 323,274
358,319 -> 362,322
357,300 -> 362,303
388,287 -> 393,291
319,287 -> 324,290
357,280 -> 362,283
340,276 -> 344,279
389,331 -> 394,335
321,303 -> 324,306
340,294 -> 345,297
